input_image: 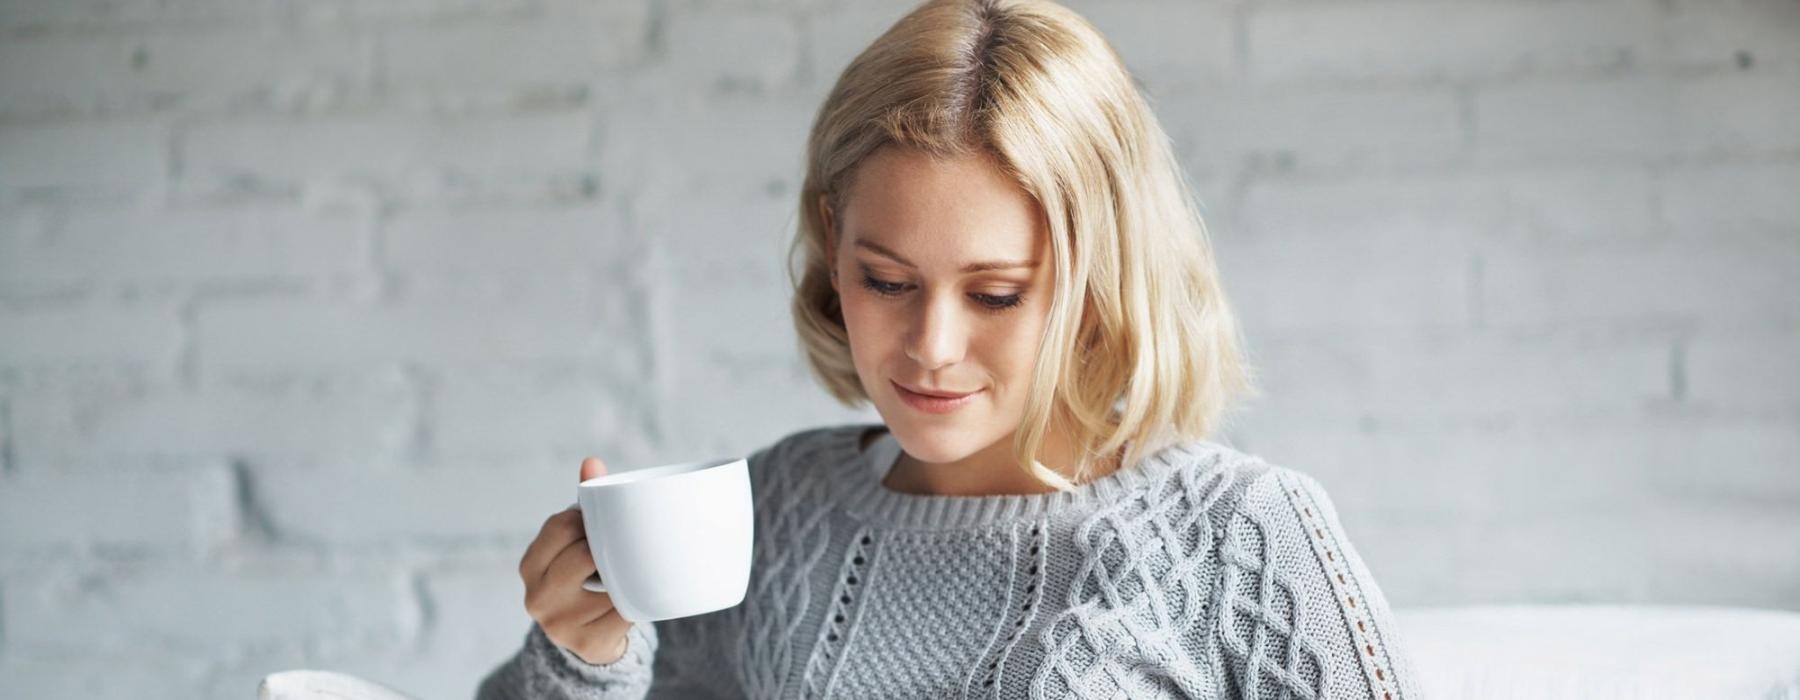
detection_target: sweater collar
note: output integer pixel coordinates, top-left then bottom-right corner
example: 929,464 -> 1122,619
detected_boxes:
824,422 -> 1224,531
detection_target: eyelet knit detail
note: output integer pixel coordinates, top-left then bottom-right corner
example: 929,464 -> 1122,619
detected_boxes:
802,528 -> 878,698
1285,476 -> 1400,699
967,519 -> 1048,694
1215,465 -> 1418,699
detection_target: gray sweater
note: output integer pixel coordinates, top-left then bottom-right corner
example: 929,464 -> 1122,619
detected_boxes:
475,422 -> 1421,699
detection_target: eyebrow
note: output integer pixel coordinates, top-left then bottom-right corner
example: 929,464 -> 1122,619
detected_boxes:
853,239 -> 1037,273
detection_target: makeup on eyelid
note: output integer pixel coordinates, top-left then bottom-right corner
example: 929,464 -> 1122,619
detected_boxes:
856,267 -> 1026,310
860,273 -> 1029,311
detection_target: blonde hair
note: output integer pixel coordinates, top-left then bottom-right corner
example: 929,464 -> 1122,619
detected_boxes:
787,0 -> 1259,490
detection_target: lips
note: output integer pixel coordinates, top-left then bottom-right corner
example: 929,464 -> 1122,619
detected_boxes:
894,381 -> 976,399
892,380 -> 983,415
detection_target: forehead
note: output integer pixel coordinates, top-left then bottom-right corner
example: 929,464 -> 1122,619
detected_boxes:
840,146 -> 1046,261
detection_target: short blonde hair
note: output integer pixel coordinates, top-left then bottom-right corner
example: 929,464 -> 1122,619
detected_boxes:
787,0 -> 1258,490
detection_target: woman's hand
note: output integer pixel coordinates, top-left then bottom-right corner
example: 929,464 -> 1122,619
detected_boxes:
517,456 -> 634,665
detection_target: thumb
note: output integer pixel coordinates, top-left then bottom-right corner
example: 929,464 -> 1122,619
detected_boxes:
579,456 -> 609,483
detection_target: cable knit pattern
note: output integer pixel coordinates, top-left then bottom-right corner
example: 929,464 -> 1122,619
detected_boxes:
474,422 -> 1420,699
1030,443 -> 1238,699
739,433 -> 842,697
1216,468 -> 1421,699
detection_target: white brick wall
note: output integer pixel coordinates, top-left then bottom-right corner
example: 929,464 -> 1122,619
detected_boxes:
1,0 -> 1795,697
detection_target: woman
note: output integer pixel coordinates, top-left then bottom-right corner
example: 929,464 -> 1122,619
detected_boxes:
480,0 -> 1420,697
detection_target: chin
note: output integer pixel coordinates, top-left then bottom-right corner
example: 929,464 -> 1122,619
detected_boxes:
882,413 -> 995,465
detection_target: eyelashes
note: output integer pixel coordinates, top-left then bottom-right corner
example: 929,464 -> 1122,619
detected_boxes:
858,273 -> 1025,312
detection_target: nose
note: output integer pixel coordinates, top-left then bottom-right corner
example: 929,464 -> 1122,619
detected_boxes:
904,290 -> 967,371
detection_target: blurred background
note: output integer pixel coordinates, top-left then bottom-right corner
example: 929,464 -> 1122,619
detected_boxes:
0,0 -> 1796,697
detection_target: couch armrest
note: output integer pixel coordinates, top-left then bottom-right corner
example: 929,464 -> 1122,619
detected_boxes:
1395,604 -> 1800,699
258,670 -> 420,700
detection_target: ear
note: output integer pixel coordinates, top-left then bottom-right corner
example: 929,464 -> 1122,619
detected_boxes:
818,193 -> 839,292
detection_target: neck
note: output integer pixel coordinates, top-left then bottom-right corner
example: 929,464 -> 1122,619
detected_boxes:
879,418 -> 1123,497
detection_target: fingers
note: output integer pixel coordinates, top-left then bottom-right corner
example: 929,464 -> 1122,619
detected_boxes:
527,536 -> 615,623
529,452 -> 606,582
543,535 -> 596,592
518,508 -> 584,586
522,455 -> 627,662
580,456 -> 608,482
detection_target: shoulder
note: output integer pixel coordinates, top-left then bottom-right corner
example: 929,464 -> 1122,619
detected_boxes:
1225,457 -> 1342,529
1134,438 -> 1301,525
1198,450 -> 1421,698
1192,444 -> 1359,569
1139,439 -> 1360,570
1158,439 -> 1341,530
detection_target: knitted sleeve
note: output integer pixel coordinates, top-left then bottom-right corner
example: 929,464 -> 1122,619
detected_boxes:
471,587 -> 747,700
1212,466 -> 1421,700
473,619 -> 659,700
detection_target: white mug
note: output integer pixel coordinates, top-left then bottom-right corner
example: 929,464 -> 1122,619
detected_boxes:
575,456 -> 754,622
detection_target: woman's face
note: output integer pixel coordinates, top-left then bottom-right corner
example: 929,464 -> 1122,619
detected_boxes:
823,145 -> 1056,467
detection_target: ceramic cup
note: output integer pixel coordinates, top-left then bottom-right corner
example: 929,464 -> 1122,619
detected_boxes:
574,456 -> 753,622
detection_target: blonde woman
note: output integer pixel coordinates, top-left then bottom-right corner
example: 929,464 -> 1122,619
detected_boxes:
480,0 -> 1420,697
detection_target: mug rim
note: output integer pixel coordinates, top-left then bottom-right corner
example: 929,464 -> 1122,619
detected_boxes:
578,456 -> 744,489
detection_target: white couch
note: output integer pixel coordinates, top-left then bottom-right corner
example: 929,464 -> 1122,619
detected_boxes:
1397,605 -> 1800,699
259,604 -> 1800,699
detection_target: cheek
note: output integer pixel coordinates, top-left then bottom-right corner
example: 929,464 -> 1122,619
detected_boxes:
984,327 -> 1036,375
838,291 -> 876,337
836,292 -> 889,371
985,308 -> 1052,379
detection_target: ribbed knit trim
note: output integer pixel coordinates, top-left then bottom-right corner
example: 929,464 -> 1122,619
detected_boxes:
823,422 -> 1222,531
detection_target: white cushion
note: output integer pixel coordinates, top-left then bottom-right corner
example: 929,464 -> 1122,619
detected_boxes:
257,670 -> 419,700
1396,605 -> 1800,699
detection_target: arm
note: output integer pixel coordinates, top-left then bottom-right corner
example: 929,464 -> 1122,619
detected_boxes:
474,619 -> 659,700
1211,466 -> 1421,699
